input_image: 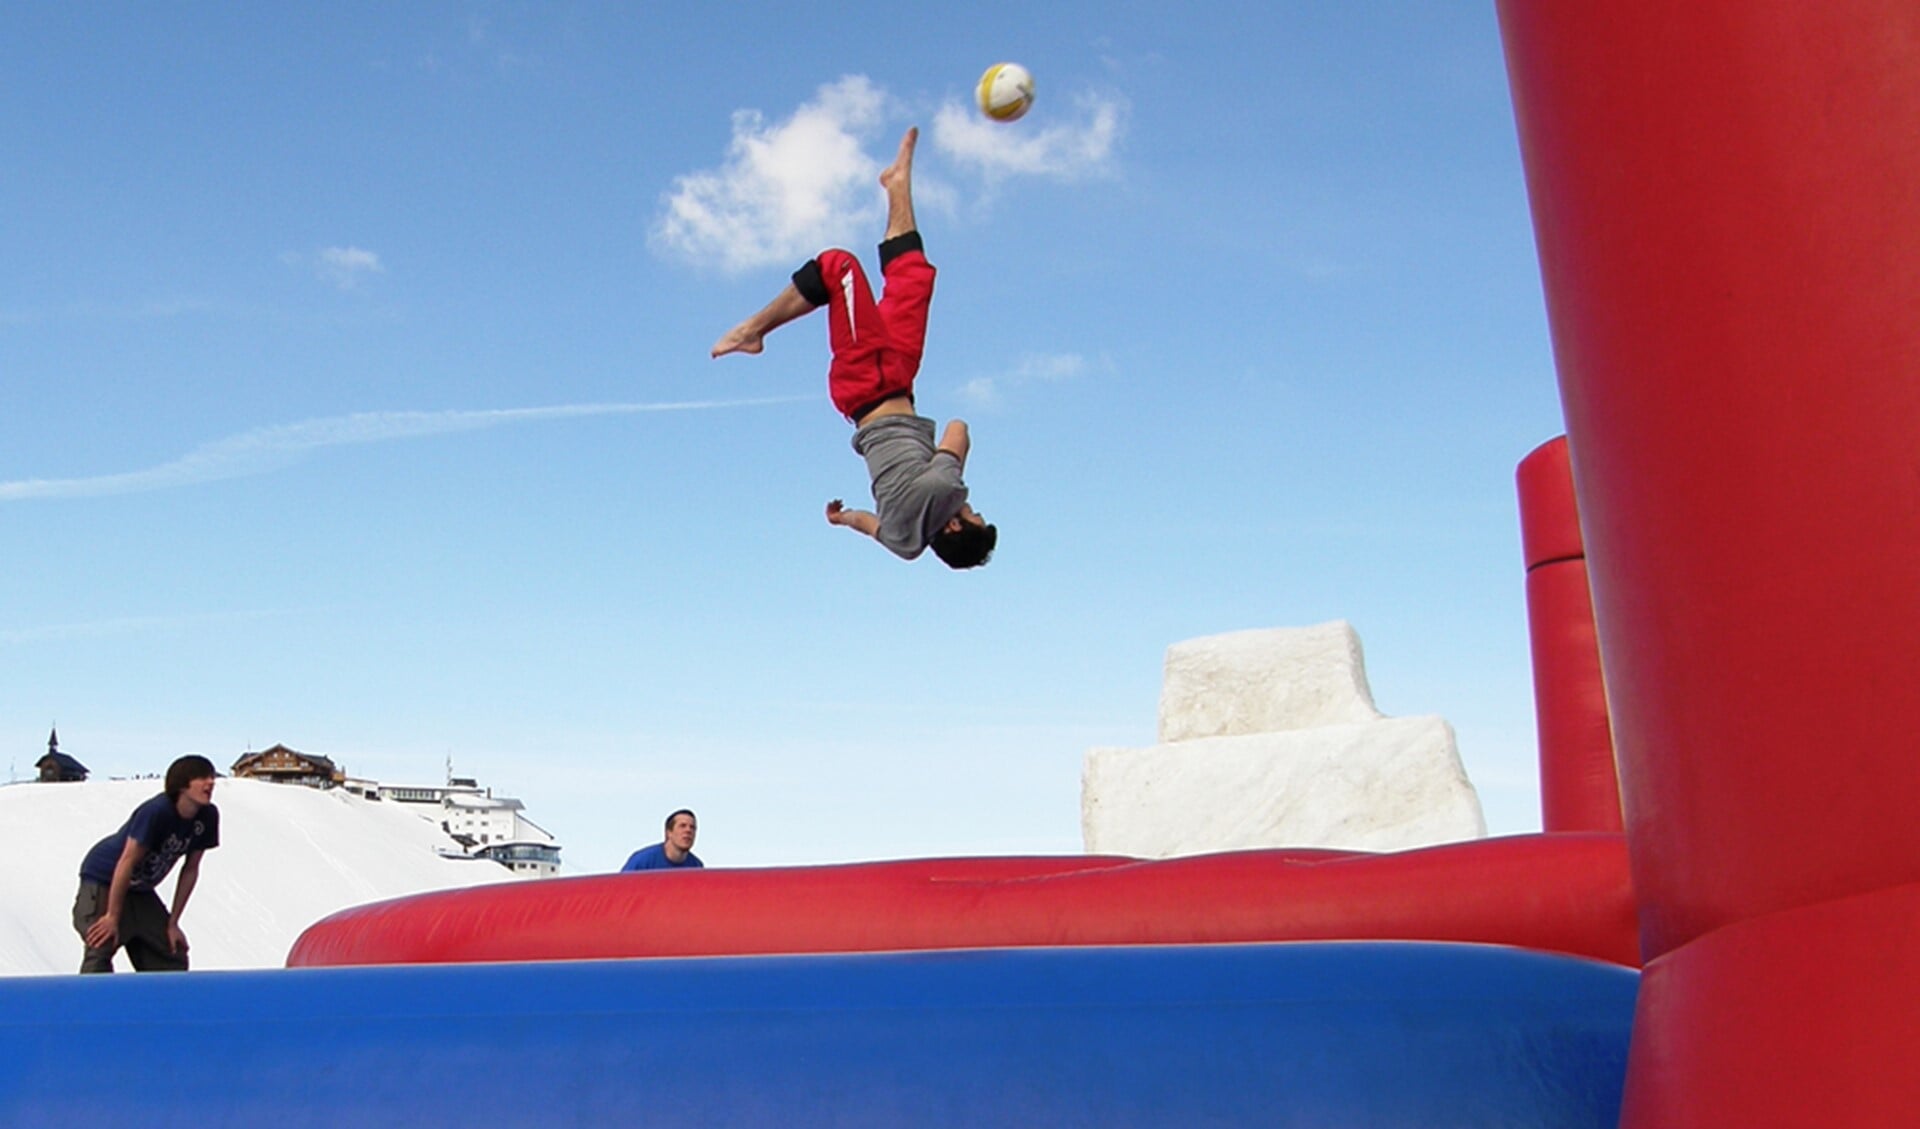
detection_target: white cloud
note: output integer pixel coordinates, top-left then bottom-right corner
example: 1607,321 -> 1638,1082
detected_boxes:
651,77 -> 1128,273
959,352 -> 1090,407
651,76 -> 891,274
930,92 -> 1125,182
0,396 -> 805,502
316,246 -> 384,290
1015,353 -> 1089,381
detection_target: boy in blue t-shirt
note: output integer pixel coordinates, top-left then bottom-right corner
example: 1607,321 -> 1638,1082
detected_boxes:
620,809 -> 703,871
74,754 -> 221,972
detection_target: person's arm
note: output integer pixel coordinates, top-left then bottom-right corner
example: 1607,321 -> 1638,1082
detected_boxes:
826,499 -> 880,538
937,420 -> 970,471
165,849 -> 203,954
83,838 -> 147,950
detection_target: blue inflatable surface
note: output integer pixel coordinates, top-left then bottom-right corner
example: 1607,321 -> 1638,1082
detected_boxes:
0,941 -> 1635,1127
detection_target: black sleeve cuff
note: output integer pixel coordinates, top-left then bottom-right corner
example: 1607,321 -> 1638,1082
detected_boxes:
791,259 -> 829,307
877,230 -> 924,269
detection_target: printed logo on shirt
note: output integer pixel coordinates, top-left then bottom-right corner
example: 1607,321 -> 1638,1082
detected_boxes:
135,829 -> 199,889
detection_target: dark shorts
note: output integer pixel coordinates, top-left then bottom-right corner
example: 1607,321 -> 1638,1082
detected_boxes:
73,881 -> 187,973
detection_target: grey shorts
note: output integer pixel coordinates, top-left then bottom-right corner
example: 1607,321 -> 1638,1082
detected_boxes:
72,881 -> 187,973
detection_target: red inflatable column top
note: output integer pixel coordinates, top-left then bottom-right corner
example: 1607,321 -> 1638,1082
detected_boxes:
1497,0 -> 1920,963
1497,1 -> 1920,1123
1516,436 -> 1621,834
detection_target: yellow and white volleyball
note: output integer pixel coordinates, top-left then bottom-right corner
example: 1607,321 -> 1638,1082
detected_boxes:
976,62 -> 1036,123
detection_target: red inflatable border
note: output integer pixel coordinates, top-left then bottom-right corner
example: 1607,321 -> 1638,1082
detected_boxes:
288,833 -> 1637,968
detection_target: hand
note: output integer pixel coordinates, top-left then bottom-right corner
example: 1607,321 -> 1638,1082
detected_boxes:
84,913 -> 119,950
166,921 -> 190,955
825,499 -> 879,538
937,419 -> 971,466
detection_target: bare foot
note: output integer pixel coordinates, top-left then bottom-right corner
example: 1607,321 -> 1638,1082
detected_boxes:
712,283 -> 816,359
880,127 -> 919,239
879,127 -> 917,196
710,323 -> 764,358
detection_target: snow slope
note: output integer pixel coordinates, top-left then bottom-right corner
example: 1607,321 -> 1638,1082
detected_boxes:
1,776 -> 517,976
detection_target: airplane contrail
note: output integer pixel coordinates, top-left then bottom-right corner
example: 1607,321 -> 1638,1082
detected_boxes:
0,396 -> 806,502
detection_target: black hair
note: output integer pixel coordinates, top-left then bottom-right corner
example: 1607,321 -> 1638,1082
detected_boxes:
165,754 -> 218,802
664,808 -> 697,832
931,520 -> 997,570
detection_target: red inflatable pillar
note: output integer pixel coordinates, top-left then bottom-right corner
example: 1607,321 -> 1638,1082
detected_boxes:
1496,3 -> 1920,1125
1516,436 -> 1621,834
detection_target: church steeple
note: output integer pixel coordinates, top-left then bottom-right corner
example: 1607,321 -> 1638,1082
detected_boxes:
37,726 -> 87,782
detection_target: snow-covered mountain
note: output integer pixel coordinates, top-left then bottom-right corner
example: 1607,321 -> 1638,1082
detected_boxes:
1,776 -> 518,976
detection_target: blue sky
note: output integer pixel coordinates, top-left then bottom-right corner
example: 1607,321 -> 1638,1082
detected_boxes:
2,3 -> 1567,871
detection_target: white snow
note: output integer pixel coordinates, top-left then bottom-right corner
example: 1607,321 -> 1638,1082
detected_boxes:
1083,621 -> 1487,856
0,775 -> 518,976
1156,621 -> 1387,742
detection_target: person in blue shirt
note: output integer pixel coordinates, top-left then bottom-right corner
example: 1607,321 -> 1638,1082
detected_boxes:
621,809 -> 702,871
73,754 -> 221,973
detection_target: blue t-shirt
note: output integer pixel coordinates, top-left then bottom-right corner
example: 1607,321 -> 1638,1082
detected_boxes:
79,793 -> 220,890
620,843 -> 703,871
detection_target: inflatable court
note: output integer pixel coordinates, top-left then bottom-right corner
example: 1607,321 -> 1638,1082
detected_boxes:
6,2 -> 1918,1124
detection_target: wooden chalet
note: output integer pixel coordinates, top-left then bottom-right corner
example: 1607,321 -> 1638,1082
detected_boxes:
231,744 -> 343,789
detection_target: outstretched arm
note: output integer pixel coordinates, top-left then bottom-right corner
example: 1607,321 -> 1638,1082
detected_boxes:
937,420 -> 970,470
83,837 -> 147,950
826,499 -> 879,539
166,850 -> 203,955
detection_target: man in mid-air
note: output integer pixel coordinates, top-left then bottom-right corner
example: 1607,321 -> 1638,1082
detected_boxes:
712,127 -> 996,568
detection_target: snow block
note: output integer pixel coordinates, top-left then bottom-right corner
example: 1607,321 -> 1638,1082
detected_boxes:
1087,622 -> 1485,856
1086,718 -> 1484,855
1158,621 -> 1382,742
